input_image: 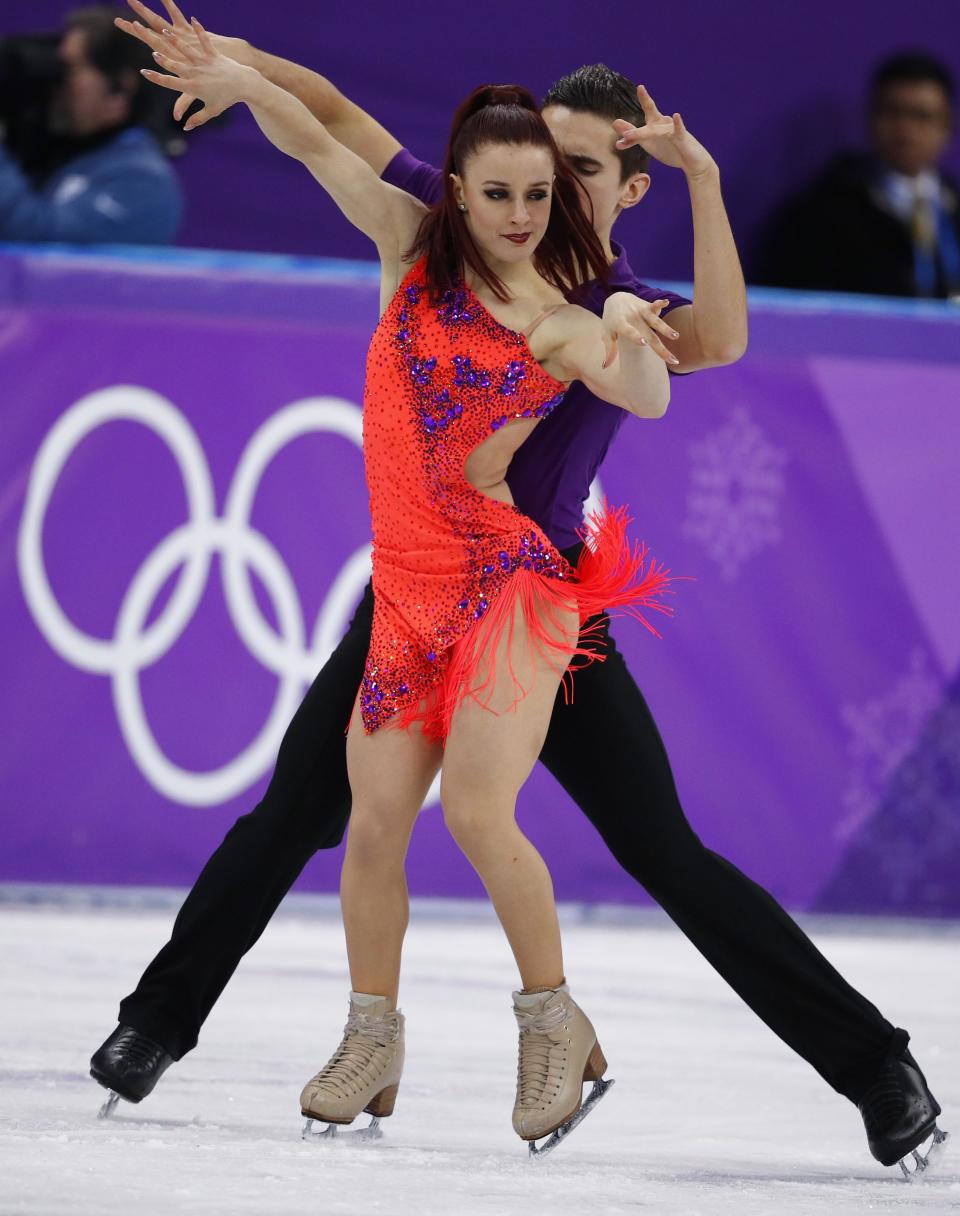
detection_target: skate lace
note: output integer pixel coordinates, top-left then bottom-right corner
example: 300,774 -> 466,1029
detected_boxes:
514,1001 -> 569,1108
860,1065 -> 906,1136
116,1030 -> 163,1067
312,1011 -> 400,1097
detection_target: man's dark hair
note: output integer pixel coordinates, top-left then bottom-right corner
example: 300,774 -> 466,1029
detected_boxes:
543,64 -> 649,180
869,51 -> 955,111
65,5 -> 154,121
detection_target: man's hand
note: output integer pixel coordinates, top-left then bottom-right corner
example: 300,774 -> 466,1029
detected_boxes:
140,18 -> 261,131
613,85 -> 716,181
600,294 -> 680,370
116,0 -> 251,128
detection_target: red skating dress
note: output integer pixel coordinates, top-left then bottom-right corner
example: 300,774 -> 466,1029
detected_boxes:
358,257 -> 670,741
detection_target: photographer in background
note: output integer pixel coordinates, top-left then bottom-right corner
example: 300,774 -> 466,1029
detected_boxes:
0,5 -> 182,245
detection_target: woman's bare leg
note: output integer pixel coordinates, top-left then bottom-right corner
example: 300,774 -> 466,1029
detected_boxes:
342,705 -> 443,1005
440,594 -> 578,990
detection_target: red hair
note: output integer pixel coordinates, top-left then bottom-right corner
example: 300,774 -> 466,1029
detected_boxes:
408,84 -> 609,303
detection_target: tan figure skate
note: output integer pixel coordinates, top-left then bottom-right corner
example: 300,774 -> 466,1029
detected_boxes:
300,993 -> 404,1142
511,984 -> 614,1158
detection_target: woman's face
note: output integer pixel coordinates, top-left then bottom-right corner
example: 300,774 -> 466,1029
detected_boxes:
451,143 -> 556,267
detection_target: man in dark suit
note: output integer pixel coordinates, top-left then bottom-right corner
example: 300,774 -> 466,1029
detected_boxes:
762,53 -> 959,299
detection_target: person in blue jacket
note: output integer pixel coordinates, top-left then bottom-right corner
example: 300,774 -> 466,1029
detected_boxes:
0,6 -> 181,245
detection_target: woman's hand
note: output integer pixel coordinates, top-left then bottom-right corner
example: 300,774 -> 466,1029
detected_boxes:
612,85 -> 716,181
116,0 -> 251,129
600,293 -> 680,370
139,17 -> 261,131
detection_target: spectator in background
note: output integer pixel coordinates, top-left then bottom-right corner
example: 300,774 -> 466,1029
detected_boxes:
0,6 -> 182,245
761,53 -> 959,299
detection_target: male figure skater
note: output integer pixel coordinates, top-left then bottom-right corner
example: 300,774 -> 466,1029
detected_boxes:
92,0 -> 945,1175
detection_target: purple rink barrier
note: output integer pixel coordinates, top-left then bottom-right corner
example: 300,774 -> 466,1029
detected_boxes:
2,244 -> 959,915
6,0 -> 960,281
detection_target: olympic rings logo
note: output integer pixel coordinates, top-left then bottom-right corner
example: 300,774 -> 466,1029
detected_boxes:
19,385 -> 605,811
17,386 -> 372,807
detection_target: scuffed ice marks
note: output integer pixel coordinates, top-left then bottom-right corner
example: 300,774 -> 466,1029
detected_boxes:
683,405 -> 788,581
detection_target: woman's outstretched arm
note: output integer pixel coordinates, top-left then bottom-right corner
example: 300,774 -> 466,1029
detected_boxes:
540,295 -> 673,419
119,0 -> 403,175
143,21 -> 424,275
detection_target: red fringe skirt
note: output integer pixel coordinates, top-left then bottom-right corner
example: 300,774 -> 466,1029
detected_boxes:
391,503 -> 673,744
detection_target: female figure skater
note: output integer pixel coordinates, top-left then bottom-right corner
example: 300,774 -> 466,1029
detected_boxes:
141,24 -> 675,1147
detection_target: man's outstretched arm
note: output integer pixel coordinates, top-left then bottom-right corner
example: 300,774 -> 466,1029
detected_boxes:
614,85 -> 748,373
120,0 -> 402,172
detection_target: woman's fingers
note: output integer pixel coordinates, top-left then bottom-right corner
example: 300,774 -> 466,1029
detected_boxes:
649,334 -> 680,365
127,0 -> 169,33
159,0 -> 191,28
172,92 -> 196,122
648,306 -> 680,341
161,27 -> 201,64
620,322 -> 649,347
620,305 -> 681,364
627,323 -> 678,364
600,329 -> 618,370
637,303 -> 680,359
114,17 -> 162,51
190,16 -> 215,54
151,49 -> 191,74
141,66 -> 193,91
184,104 -> 216,132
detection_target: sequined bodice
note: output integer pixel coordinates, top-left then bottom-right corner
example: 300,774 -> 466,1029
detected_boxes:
359,258 -> 572,732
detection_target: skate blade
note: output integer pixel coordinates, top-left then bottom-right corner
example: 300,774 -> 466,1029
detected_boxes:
898,1125 -> 948,1182
302,1115 -> 384,1144
97,1090 -> 121,1120
527,1077 -> 615,1160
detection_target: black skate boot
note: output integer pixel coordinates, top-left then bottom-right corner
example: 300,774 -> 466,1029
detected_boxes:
90,1025 -> 174,1117
858,1048 -> 948,1178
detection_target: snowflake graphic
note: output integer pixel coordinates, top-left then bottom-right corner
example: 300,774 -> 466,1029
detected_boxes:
818,675 -> 960,914
863,696 -> 960,906
682,405 -> 788,581
836,649 -> 942,843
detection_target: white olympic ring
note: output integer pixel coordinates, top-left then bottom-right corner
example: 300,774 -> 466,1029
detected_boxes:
18,385 -> 371,807
18,384 -> 604,810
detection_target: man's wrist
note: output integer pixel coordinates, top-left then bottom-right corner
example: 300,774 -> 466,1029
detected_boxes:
685,158 -> 720,188
215,35 -> 255,69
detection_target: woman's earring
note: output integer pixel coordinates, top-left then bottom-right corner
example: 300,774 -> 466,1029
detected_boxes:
458,203 -> 467,212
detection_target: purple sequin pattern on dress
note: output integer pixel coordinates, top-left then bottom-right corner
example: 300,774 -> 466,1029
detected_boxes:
359,261 -> 575,735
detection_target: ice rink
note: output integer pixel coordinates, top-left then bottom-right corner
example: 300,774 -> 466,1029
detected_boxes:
1,888 -> 957,1216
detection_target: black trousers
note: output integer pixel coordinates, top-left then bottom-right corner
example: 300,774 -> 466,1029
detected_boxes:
120,557 -> 904,1104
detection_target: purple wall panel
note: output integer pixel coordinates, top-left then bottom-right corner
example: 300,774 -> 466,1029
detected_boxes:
1,246 -> 959,914
5,0 -> 959,280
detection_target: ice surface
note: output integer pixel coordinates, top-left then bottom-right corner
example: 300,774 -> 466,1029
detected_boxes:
1,890 -> 957,1215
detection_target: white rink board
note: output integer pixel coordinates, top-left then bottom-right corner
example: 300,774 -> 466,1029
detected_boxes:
1,891 -> 958,1216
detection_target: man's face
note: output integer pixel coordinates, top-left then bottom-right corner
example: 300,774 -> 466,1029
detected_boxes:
55,28 -> 127,136
542,104 -> 649,243
870,81 -> 952,177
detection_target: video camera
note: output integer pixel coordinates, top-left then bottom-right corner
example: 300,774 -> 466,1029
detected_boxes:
0,25 -> 220,184
0,33 -> 66,180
